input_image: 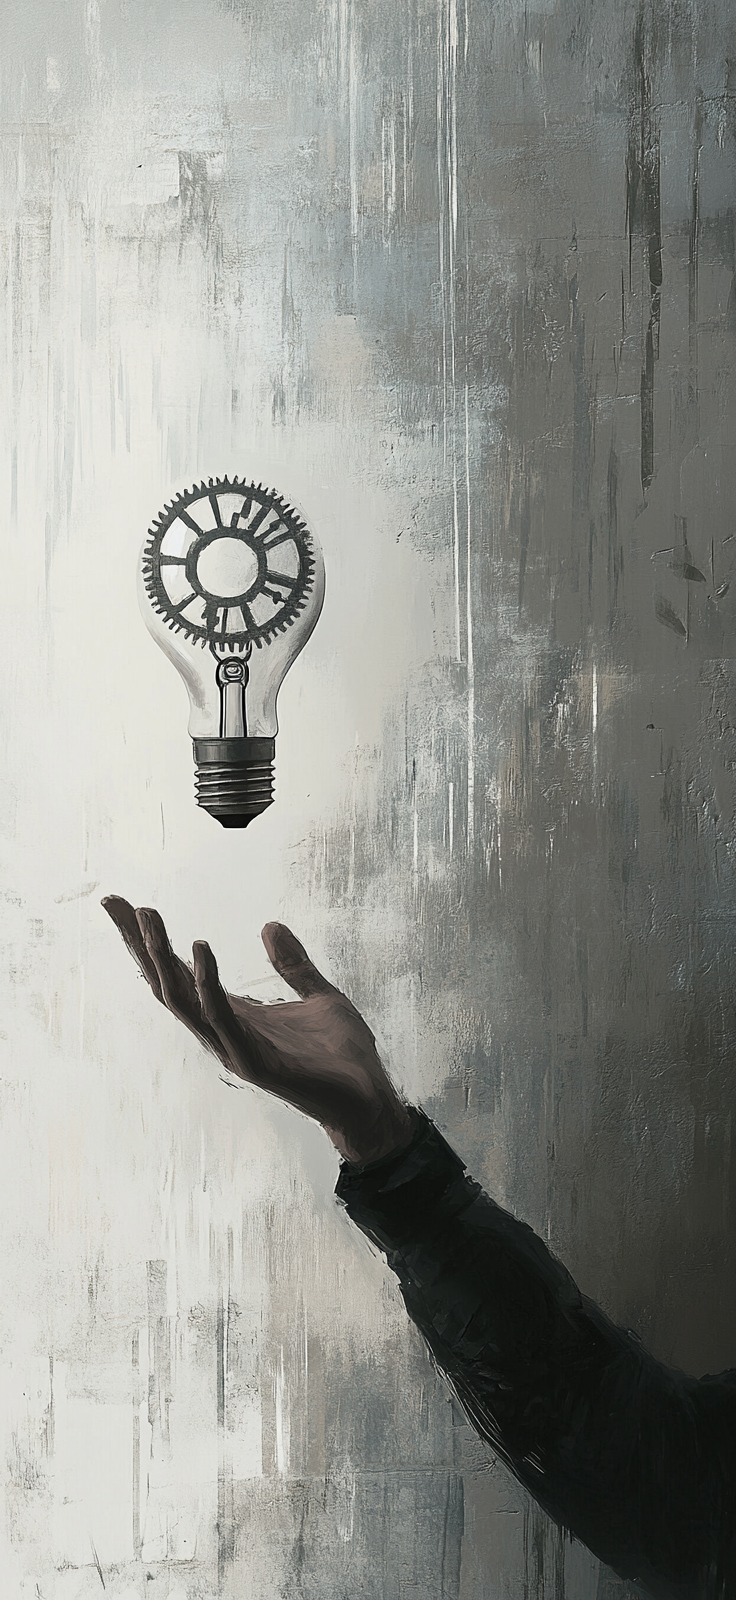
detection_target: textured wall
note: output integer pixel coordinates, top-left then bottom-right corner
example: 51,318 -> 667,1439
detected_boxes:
1,1 -> 735,1595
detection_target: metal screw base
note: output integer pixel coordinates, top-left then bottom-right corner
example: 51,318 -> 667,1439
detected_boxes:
193,737 -> 275,829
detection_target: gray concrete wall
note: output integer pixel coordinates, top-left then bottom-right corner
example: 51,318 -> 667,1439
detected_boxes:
0,1 -> 734,1595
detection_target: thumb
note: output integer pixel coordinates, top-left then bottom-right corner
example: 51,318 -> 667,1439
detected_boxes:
261,922 -> 333,1000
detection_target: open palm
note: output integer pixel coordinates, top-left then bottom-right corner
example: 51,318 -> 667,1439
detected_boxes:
102,897 -> 412,1165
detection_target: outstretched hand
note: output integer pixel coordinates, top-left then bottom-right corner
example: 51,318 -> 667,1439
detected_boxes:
102,897 -> 414,1165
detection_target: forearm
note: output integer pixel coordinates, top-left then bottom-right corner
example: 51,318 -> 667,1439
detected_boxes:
336,1111 -> 720,1600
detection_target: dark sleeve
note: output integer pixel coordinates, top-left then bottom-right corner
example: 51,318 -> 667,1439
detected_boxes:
336,1111 -> 736,1600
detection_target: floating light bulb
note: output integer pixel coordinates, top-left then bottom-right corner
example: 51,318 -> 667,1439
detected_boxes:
139,477 -> 325,827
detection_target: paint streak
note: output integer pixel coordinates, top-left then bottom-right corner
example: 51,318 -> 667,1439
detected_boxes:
626,7 -> 662,492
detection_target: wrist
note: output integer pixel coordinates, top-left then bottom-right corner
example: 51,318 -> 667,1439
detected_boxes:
334,1100 -> 417,1167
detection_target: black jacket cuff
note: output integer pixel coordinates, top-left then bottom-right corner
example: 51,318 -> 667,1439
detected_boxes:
335,1107 -> 476,1253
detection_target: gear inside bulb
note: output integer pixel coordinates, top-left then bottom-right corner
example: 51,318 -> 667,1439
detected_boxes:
142,477 -> 315,649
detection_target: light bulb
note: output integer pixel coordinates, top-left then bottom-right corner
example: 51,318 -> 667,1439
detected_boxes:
139,476 -> 325,828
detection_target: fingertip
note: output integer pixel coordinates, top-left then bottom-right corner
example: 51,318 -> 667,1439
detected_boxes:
102,893 -> 127,918
262,921 -> 303,966
102,897 -> 141,946
136,906 -> 163,943
260,922 -> 280,966
192,939 -> 219,990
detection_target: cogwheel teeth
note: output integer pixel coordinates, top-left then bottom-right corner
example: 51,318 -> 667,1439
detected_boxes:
142,476 -> 315,650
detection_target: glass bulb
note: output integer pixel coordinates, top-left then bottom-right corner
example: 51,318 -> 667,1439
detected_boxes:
138,477 -> 325,828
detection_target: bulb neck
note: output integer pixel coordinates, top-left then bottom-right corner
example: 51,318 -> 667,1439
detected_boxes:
193,737 -> 275,829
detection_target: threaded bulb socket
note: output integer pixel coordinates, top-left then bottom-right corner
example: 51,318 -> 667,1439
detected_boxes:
193,737 -> 275,829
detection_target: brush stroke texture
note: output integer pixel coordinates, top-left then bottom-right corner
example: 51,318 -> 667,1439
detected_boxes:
0,0 -> 735,1596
